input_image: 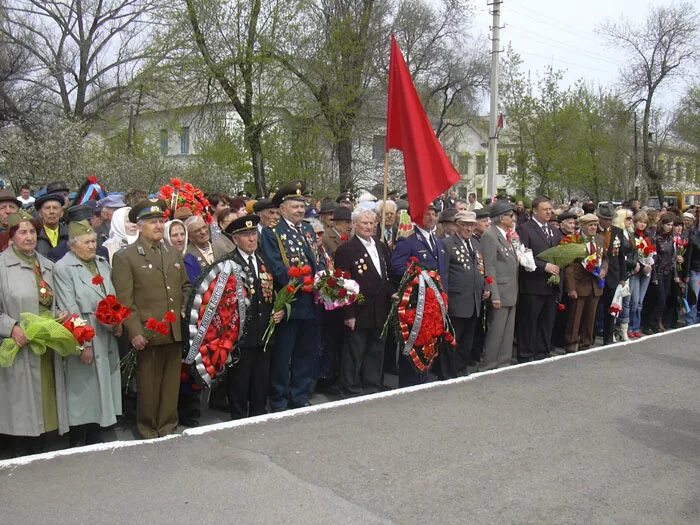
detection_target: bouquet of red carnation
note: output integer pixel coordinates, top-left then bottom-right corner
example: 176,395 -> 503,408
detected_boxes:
634,236 -> 656,266
314,268 -> 364,310
95,295 -> 132,326
382,258 -> 454,373
121,311 -> 176,391
674,235 -> 688,273
158,178 -> 212,223
62,314 -> 96,348
262,263 -> 313,351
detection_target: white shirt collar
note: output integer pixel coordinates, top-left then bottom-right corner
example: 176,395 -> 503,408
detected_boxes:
357,235 -> 375,248
238,247 -> 255,261
284,217 -> 299,230
532,217 -> 547,229
496,225 -> 508,240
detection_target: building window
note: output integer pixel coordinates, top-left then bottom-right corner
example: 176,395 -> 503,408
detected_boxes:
498,152 -> 508,174
160,129 -> 168,156
458,152 -> 470,174
372,134 -> 385,162
476,154 -> 486,175
180,126 -> 190,155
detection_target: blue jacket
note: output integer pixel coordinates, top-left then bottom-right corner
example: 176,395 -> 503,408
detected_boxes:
260,219 -> 325,320
390,231 -> 449,292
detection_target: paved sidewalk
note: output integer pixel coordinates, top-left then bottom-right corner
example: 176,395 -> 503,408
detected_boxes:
1,328 -> 698,524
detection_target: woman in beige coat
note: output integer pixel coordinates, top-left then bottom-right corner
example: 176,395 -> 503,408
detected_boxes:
0,211 -> 69,456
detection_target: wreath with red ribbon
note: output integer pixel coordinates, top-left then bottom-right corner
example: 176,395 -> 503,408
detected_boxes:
183,257 -> 246,386
383,258 -> 454,373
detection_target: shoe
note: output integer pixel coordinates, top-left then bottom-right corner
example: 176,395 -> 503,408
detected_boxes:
627,331 -> 636,339
633,331 -> 643,338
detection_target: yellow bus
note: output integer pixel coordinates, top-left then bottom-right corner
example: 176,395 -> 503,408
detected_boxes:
646,191 -> 700,210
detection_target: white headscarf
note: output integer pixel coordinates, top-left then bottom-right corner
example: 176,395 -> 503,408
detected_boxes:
164,219 -> 188,256
103,206 -> 139,263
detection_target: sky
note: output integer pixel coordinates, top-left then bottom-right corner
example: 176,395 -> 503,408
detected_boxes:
470,0 -> 690,111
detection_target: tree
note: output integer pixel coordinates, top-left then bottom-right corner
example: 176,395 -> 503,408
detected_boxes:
0,0 -> 160,122
598,2 -> 699,202
674,84 -> 700,150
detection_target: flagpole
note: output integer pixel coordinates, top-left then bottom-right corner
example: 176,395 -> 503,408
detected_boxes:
381,152 -> 389,239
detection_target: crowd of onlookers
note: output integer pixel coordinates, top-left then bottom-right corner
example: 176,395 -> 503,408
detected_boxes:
0,178 -> 697,458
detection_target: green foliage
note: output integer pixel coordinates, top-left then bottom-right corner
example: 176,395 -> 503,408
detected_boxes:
674,85 -> 700,150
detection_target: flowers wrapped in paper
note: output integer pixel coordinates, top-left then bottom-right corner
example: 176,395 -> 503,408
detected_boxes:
0,312 -> 83,367
314,269 -> 364,310
537,234 -> 588,285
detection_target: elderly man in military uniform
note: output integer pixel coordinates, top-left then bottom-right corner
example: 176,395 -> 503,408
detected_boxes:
438,211 -> 488,378
224,214 -> 284,419
112,199 -> 192,439
260,181 -> 324,411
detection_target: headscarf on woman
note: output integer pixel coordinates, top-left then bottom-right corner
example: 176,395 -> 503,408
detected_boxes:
164,219 -> 200,283
164,219 -> 188,256
103,206 -> 138,263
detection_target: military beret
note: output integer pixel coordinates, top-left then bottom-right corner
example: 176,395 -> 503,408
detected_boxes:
68,220 -> 94,240
271,180 -> 306,208
128,198 -> 166,223
225,214 -> 260,236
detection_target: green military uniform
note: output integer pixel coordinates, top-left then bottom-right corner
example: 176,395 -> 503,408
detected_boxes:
111,199 -> 192,439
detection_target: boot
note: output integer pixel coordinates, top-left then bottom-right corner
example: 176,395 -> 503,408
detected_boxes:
618,323 -> 630,342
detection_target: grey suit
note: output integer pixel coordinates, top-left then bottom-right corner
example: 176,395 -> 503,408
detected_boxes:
480,225 -> 519,370
438,234 -> 485,378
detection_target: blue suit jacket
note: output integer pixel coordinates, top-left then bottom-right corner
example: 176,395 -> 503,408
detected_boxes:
390,231 -> 449,292
260,219 -> 324,320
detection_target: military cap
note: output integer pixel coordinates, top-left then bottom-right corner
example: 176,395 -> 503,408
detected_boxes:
225,214 -> 260,236
128,198 -> 166,223
455,211 -> 477,223
271,180 -> 307,208
34,192 -> 66,210
67,204 -> 95,222
475,207 -> 490,219
46,180 -> 70,194
68,220 -> 94,240
319,200 -> 337,215
305,207 -> 319,219
237,190 -> 252,199
489,200 -> 514,218
439,208 -> 458,223
253,198 -> 276,213
332,206 -> 352,222
7,209 -> 34,229
0,189 -> 21,208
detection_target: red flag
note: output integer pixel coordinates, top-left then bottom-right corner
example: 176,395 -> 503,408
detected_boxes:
385,35 -> 460,228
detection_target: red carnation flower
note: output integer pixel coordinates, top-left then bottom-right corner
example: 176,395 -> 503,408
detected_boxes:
303,276 -> 313,286
156,321 -> 169,335
92,274 -> 104,285
327,277 -> 337,287
485,276 -> 494,285
163,310 -> 176,323
171,177 -> 182,189
288,266 -> 301,279
300,265 -> 312,276
557,303 -> 566,312
338,289 -> 347,298
333,268 -> 343,278
286,284 -> 296,293
409,256 -> 419,263
340,234 -> 349,242
144,318 -> 159,331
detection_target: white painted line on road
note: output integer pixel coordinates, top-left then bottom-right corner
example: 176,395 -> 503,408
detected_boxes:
1,324 -> 696,469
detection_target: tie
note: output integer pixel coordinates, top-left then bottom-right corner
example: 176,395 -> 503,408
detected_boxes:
589,241 -> 596,255
247,255 -> 257,278
543,225 -> 550,239
429,233 -> 436,254
466,239 -> 475,260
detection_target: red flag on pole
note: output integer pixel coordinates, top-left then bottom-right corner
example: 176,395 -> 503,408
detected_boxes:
385,35 -> 460,228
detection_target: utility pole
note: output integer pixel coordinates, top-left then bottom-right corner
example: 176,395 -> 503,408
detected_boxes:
487,0 -> 502,199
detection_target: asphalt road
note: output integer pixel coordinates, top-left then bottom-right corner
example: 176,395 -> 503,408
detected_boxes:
1,328 -> 699,524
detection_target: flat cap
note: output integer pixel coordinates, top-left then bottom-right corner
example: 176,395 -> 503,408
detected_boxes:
455,211 -> 477,223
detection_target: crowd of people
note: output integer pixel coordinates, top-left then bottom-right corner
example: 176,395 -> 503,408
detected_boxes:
0,178 -> 697,457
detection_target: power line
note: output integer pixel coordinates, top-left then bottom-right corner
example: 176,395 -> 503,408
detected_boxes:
508,1 -> 597,40
507,24 -> 621,66
516,49 -> 614,75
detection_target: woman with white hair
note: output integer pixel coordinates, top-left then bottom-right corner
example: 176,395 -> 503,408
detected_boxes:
102,206 -> 138,264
